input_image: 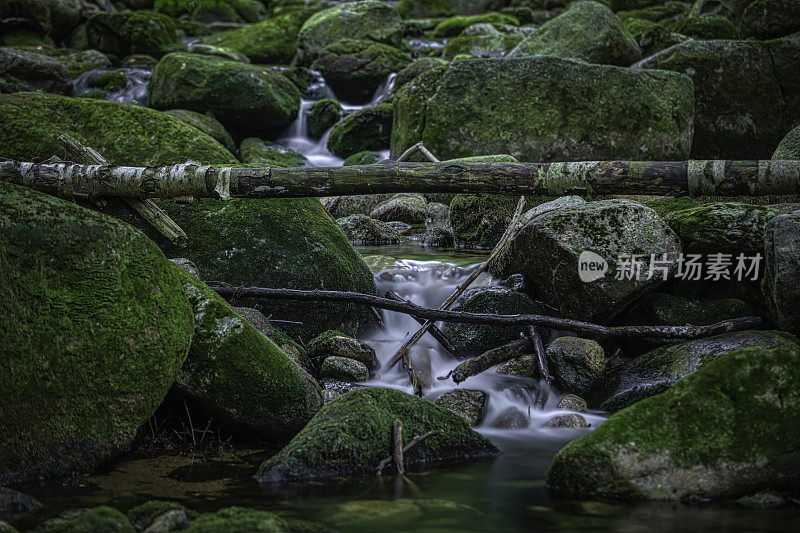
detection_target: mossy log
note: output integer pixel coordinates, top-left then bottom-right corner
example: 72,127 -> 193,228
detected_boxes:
2,160 -> 799,198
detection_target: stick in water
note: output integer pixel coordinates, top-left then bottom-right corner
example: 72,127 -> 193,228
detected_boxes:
392,419 -> 404,475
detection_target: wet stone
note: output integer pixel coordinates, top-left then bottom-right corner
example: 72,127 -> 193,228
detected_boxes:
434,389 -> 488,426
545,414 -> 587,429
490,406 -> 530,429
556,394 -> 588,413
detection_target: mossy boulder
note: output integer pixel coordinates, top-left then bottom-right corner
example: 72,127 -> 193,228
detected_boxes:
547,344 -> 800,500
127,500 -> 193,532
0,92 -> 235,166
763,211 -> 800,334
321,194 -> 393,219
86,11 -> 179,58
772,124 -> 800,160
172,265 -> 322,440
149,52 -> 300,136
621,17 -> 684,57
156,197 -> 378,340
37,506 -> 135,533
433,389 -> 487,426
181,507 -> 293,532
255,387 -> 498,482
393,57 -> 447,92
337,214 -> 402,245
431,13 -> 519,37
449,193 -> 518,248
492,199 -> 682,322
239,137 -> 308,167
40,48 -> 111,78
666,202 -> 781,254
396,0 -> 505,17
370,193 -> 428,224
344,150 -> 382,166
442,288 -> 548,357
319,356 -> 369,382
234,307 -> 310,370
545,413 -> 587,428
391,56 -> 693,161
297,1 -> 404,61
312,39 -> 410,102
508,1 -> 641,65
0,182 -> 194,484
587,330 -> 800,412
0,47 -> 72,95
201,12 -> 308,64
546,337 -> 605,397
634,37 -> 800,159
740,0 -> 800,39
669,14 -> 739,39
327,103 -> 393,158
307,330 -> 379,370
307,98 -> 342,139
442,31 -> 523,59
164,108 -> 236,154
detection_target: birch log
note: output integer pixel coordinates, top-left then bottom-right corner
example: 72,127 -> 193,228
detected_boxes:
2,160 -> 799,198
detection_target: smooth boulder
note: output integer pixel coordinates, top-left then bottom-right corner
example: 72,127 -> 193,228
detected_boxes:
546,337 -> 605,397
328,103 -> 393,158
86,10 -> 179,58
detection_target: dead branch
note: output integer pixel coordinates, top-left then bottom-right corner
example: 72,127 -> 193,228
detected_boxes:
385,291 -> 460,358
439,338 -> 532,384
377,430 -> 439,474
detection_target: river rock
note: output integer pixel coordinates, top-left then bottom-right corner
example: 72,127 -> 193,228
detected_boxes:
545,414 -> 587,428
492,199 -> 682,323
37,507 -> 135,533
740,0 -> 800,39
620,293 -> 752,329
172,265 -> 323,441
431,13 -> 519,37
0,488 -> 41,521
307,330 -> 379,370
337,214 -> 402,245
393,57 -> 447,92
634,37 -> 800,159
202,11 -> 307,65
666,203 -> 782,255
0,182 -> 194,485
0,0 -> 51,38
319,356 -> 369,382
86,10 -> 179,58
181,507 -> 291,532
547,344 -> 800,500
149,53 -> 301,136
490,406 -> 530,429
234,307 -> 310,370
397,0 -> 504,17
587,329 -> 800,412
370,193 -> 428,224
344,150 -> 383,166
497,354 -> 539,378
546,337 -> 605,397
442,32 -> 522,60
391,56 -> 693,161
508,1 -> 641,65
256,387 -> 498,481
442,288 -> 548,357
312,39 -> 410,102
772,124 -> 800,160
239,137 -> 308,167
434,389 -> 488,426
0,92 -> 235,165
127,501 -> 194,532
321,194 -> 393,218
164,109 -> 236,154
449,193 -> 519,248
307,98 -> 342,139
763,211 -> 800,334
297,1 -> 404,61
419,227 -> 455,247
556,394 -> 588,412
0,47 -> 72,95
327,102 -> 393,158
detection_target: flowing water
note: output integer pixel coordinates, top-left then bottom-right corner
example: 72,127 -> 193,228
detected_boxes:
73,67 -> 152,106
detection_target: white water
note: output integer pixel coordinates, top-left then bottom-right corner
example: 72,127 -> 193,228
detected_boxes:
360,258 -> 606,440
73,67 -> 152,106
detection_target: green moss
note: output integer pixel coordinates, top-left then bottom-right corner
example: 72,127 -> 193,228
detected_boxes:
431,13 -> 519,37
393,57 -> 448,92
772,124 -> 800,160
96,70 -> 127,91
396,0 -> 457,18
164,108 -> 237,154
328,103 -> 393,158
184,507 -> 287,532
40,48 -> 111,78
547,344 -> 800,500
740,0 -> 800,39
344,150 -> 382,166
621,17 -> 682,56
0,181 -> 194,484
127,501 -> 189,531
86,11 -> 179,58
642,195 -> 700,218
256,387 -> 498,481
389,64 -> 446,158
449,194 -> 519,248
201,11 -> 310,64
239,137 -> 307,167
442,33 -> 522,60
38,506 -> 135,533
1,30 -> 54,47
668,15 -> 739,39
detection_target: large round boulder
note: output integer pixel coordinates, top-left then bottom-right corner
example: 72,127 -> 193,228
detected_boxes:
201,12 -> 308,65
772,124 -> 800,160
86,10 -> 179,58
0,182 -> 194,484
327,103 -> 393,158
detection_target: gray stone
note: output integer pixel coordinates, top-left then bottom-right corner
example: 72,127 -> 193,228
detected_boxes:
489,406 -> 530,429
0,487 -> 41,521
545,414 -> 587,428
337,214 -> 401,245
434,389 -> 488,426
307,330 -> 379,370
370,193 -> 428,224
320,356 -> 369,382
556,394 -> 588,413
546,337 -> 605,396
763,211 -> 800,334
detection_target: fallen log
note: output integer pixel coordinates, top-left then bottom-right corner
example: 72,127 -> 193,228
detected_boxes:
209,285 -> 763,340
3,159 -> 799,198
439,338 -> 533,384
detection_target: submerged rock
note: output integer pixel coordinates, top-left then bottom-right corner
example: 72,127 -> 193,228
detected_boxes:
508,1 -> 641,65
307,330 -> 379,370
0,47 -> 72,95
434,389 -> 488,426
163,109 -> 236,154
256,388 -> 498,482
149,53 -> 300,135
763,211 -> 800,335
181,507 -> 288,533
337,214 -> 402,245
547,345 -> 800,501
86,10 -> 179,58
492,199 -> 682,322
127,500 -> 193,532
327,103 -> 393,158
391,56 -> 693,161
328,498 -> 478,529
546,337 -> 605,397
0,182 -> 193,485
588,330 -> 800,412
319,356 -> 369,382
370,193 -> 428,224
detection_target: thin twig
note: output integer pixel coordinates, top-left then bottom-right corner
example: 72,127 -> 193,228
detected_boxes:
385,291 -> 460,358
392,420 -> 404,475
396,142 -> 441,163
528,326 -> 551,384
183,400 -> 196,447
377,430 -> 438,474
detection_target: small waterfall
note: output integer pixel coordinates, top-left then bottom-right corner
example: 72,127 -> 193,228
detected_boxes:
361,259 -> 606,438
73,67 -> 152,106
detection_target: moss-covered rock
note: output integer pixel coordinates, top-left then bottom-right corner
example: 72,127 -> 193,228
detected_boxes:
327,103 -> 392,158
431,12 -> 519,37
546,337 -> 605,397
86,11 -> 179,58
442,32 -> 523,59
547,344 -> 800,500
127,500 -> 192,532
201,11 -> 309,64
0,92 -> 235,166
621,17 -> 684,57
312,39 -> 410,102
545,413 -> 587,428
740,0 -> 800,39
508,1 -> 641,65
156,197 -> 378,340
256,387 -> 498,481
666,202 -> 781,254
319,356 -> 369,382
419,226 -> 455,247
343,150 -> 382,166
297,1 -> 404,62
239,137 -> 308,167
556,394 -> 588,412
396,0 -> 505,17
772,124 -> 800,160
149,52 -> 300,136
0,182 -> 194,485
497,353 -> 539,378
307,329 -> 379,370
393,57 -> 447,93
321,194 -> 393,218
449,193 -> 518,248
442,288 -> 547,357
492,199 -> 682,322
234,307 -> 310,370
0,47 -> 72,95
391,56 -> 693,161
39,48 -> 111,78
587,329 -> 800,412
0,0 -> 51,37
370,193 -> 428,224
763,210 -> 800,335
669,14 -> 739,39
634,37 -> 800,159
490,406 -> 530,429
182,507 -> 289,532
307,98 -> 342,139
337,214 -> 402,245
0,520 -> 17,532
37,506 -> 135,533
164,108 -> 236,154
433,389 -> 487,426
